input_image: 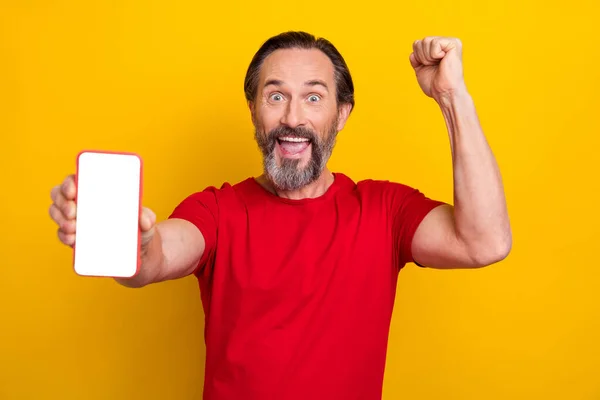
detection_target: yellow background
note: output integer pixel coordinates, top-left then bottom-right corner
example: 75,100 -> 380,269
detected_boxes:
1,0 -> 599,399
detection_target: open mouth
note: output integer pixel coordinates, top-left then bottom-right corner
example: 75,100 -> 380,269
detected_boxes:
276,136 -> 312,156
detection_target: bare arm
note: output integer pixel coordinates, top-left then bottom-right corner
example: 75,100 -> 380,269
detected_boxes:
49,175 -> 206,287
409,37 -> 512,269
412,90 -> 511,268
115,218 -> 206,288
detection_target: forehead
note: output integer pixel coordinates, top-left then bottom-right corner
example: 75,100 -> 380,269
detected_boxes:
258,48 -> 335,87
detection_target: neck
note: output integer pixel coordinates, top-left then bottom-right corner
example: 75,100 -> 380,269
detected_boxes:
256,168 -> 335,200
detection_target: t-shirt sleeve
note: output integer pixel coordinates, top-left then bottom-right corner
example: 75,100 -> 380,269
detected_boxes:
388,183 -> 446,267
168,187 -> 219,276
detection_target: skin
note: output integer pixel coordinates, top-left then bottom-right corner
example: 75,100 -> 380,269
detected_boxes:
408,36 -> 512,268
251,48 -> 351,199
49,36 -> 512,288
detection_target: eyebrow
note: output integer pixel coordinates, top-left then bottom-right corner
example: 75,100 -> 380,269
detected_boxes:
264,79 -> 284,88
305,79 -> 329,92
263,79 -> 329,92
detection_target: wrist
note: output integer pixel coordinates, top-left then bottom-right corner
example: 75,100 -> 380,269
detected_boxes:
435,85 -> 471,109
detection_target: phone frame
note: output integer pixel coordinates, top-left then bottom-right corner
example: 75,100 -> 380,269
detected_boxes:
72,149 -> 144,278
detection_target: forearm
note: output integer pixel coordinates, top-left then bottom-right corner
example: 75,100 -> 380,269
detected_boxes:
114,229 -> 166,288
438,88 -> 511,263
114,219 -> 205,287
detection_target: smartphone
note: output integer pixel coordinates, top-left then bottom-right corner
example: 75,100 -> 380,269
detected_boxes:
73,150 -> 143,278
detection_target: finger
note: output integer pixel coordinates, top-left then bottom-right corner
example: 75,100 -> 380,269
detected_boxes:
49,203 -> 64,225
413,40 -> 425,64
430,37 -> 446,59
409,52 -> 421,68
57,229 -> 75,247
49,203 -> 75,233
61,174 -> 77,200
139,208 -> 157,250
54,192 -> 77,220
50,185 -> 60,203
423,37 -> 438,63
435,37 -> 461,54
413,39 -> 434,66
139,207 -> 156,232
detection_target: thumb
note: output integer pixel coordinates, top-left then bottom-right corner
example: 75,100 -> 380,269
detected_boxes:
140,207 -> 156,247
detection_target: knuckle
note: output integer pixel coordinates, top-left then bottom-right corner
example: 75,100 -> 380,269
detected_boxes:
58,229 -> 74,246
62,220 -> 74,234
50,185 -> 58,201
49,204 -> 61,222
64,204 -> 75,219
54,191 -> 64,207
60,202 -> 69,217
62,177 -> 75,196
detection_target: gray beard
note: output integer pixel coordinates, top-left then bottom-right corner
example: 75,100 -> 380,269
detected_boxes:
254,123 -> 337,191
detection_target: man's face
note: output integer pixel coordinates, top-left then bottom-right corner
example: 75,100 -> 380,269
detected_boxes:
251,48 -> 350,191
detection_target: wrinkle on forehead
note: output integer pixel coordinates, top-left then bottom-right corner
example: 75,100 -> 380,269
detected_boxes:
259,48 -> 336,91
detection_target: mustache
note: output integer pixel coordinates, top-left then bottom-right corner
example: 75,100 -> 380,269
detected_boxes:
267,125 -> 317,142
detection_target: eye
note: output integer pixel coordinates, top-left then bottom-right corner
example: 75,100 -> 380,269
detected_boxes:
269,93 -> 284,102
308,94 -> 321,102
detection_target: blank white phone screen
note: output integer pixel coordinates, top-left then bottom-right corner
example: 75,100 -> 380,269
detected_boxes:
73,151 -> 142,277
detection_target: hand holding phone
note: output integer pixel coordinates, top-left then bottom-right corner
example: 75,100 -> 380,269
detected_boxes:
49,151 -> 154,278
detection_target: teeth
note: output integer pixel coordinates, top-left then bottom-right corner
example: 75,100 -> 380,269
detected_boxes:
279,137 -> 309,143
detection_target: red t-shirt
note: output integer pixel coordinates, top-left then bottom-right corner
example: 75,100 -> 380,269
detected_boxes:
169,172 -> 444,400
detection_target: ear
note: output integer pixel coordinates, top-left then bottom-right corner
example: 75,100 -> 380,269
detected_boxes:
248,101 -> 256,125
336,103 -> 353,131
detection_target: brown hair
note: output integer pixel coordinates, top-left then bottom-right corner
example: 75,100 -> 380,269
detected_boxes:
243,31 -> 355,111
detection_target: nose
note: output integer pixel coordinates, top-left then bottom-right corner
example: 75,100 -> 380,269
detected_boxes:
280,98 -> 306,128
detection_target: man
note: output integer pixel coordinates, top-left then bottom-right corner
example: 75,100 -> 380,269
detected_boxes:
49,31 -> 511,399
